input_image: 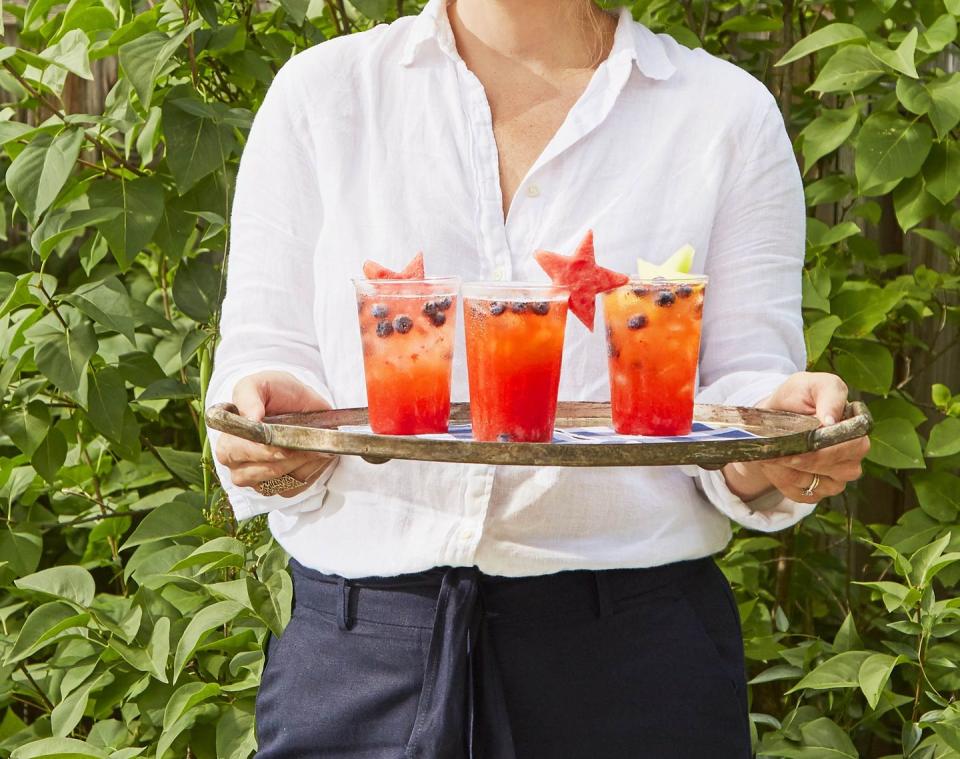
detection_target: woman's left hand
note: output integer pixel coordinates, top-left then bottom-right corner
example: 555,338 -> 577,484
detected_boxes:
722,372 -> 871,505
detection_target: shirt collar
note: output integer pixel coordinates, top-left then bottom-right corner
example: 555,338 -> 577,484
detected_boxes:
399,1 -> 677,82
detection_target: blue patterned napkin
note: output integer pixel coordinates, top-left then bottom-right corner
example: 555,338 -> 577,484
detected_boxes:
337,421 -> 759,444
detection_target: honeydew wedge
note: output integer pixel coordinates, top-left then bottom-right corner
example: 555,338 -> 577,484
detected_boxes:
636,244 -> 695,277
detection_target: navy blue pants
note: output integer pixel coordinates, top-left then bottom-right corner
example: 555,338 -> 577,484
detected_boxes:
255,557 -> 751,758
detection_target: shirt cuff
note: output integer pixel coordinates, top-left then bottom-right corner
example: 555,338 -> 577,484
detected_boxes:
686,371 -> 815,532
204,363 -> 338,521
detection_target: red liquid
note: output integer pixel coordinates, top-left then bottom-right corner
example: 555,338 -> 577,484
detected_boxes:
356,290 -> 456,434
603,280 -> 705,435
464,298 -> 568,442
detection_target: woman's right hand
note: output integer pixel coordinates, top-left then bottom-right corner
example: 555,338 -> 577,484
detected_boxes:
214,370 -> 337,498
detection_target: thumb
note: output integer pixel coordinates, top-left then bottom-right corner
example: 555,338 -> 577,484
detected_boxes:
233,380 -> 266,422
813,375 -> 848,428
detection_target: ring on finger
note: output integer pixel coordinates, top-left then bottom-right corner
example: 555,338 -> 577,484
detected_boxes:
800,473 -> 821,497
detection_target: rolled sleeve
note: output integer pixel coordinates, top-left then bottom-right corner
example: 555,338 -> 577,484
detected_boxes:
688,93 -> 814,533
203,61 -> 337,522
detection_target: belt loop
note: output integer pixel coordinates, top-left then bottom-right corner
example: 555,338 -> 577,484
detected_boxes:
337,577 -> 354,631
594,571 -> 613,618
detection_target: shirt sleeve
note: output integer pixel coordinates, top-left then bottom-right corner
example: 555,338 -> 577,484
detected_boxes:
204,61 -> 337,522
687,93 -> 815,533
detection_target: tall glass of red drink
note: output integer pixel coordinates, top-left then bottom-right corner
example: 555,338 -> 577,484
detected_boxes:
462,282 -> 569,442
353,277 -> 460,435
602,275 -> 707,435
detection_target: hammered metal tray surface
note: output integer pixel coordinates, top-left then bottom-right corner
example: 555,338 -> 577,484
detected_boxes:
205,401 -> 873,470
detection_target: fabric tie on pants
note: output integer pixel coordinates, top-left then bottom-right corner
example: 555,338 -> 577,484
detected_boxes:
404,567 -> 516,759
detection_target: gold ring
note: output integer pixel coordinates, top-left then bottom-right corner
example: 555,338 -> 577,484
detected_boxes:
800,473 -> 821,497
254,474 -> 308,496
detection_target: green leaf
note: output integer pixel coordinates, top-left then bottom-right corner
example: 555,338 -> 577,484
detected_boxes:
909,532 -> 952,585
777,23 -> 866,66
51,671 -> 110,737
116,350 -> 166,387
347,0 -> 391,20
0,527 -> 42,577
799,107 -> 859,173
31,426 -> 66,483
855,113 -> 933,193
120,498 -> 206,550
169,536 -> 247,572
912,472 -> 960,521
919,14 -> 958,54
858,653 -> 902,709
162,96 -> 237,192
866,418 -> 925,469
147,615 -> 170,683
85,366 -> 127,443
804,315 -> 842,365
10,736 -> 108,759
833,613 -> 863,652
6,129 -> 84,224
173,600 -> 244,680
5,601 -> 89,665
280,0 -> 309,24
927,418 -> 960,458
831,284 -> 902,337
216,705 -> 257,759
868,28 -> 918,78
808,45 -> 884,93
172,252 -> 223,322
30,206 -> 122,261
896,76 -> 931,115
151,447 -> 204,487
87,176 -> 164,270
718,14 -> 782,33
16,565 -> 96,607
926,74 -> 960,140
0,401 -> 50,456
788,651 -> 873,693
893,174 -> 941,232
798,717 -> 859,757
39,28 -> 92,80
163,681 -> 221,732
33,318 -> 97,393
117,23 -> 201,109
925,142 -> 960,205
834,340 -> 893,395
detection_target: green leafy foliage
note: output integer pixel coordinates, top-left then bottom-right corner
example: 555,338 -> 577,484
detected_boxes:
0,0 -> 958,757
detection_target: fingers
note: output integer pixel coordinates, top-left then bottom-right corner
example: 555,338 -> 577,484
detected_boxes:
812,373 -> 849,427
228,452 -> 326,488
214,435 -> 302,468
233,376 -> 267,422
768,436 -> 871,476
759,463 -> 847,504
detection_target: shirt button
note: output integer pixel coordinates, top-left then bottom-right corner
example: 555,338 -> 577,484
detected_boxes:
526,184 -> 541,198
459,528 -> 475,542
493,268 -> 505,281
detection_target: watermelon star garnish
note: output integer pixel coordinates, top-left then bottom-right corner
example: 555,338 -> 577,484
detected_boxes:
362,252 -> 425,280
534,230 -> 628,330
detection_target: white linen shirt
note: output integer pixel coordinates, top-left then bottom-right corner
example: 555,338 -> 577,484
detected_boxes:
204,0 -> 815,579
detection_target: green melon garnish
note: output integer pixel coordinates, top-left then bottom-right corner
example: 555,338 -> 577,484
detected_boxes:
637,244 -> 695,277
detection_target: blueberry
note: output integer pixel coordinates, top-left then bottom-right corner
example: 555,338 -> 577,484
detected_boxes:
371,304 -> 389,319
631,287 -> 649,298
531,302 -> 550,315
677,285 -> 693,298
510,301 -> 527,314
431,312 -> 447,327
437,297 -> 452,311
393,315 -> 414,334
627,314 -> 648,330
489,301 -> 506,316
376,321 -> 393,338
423,301 -> 437,315
655,290 -> 676,307
497,433 -> 512,442
607,342 -> 620,359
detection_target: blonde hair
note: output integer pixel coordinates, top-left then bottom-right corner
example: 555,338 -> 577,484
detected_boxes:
573,0 -> 613,68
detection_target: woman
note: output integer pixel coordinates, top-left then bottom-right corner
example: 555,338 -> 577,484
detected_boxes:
205,1 -> 871,756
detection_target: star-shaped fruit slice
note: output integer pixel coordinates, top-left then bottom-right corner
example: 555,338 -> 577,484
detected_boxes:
362,252 -> 425,279
534,230 -> 628,330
